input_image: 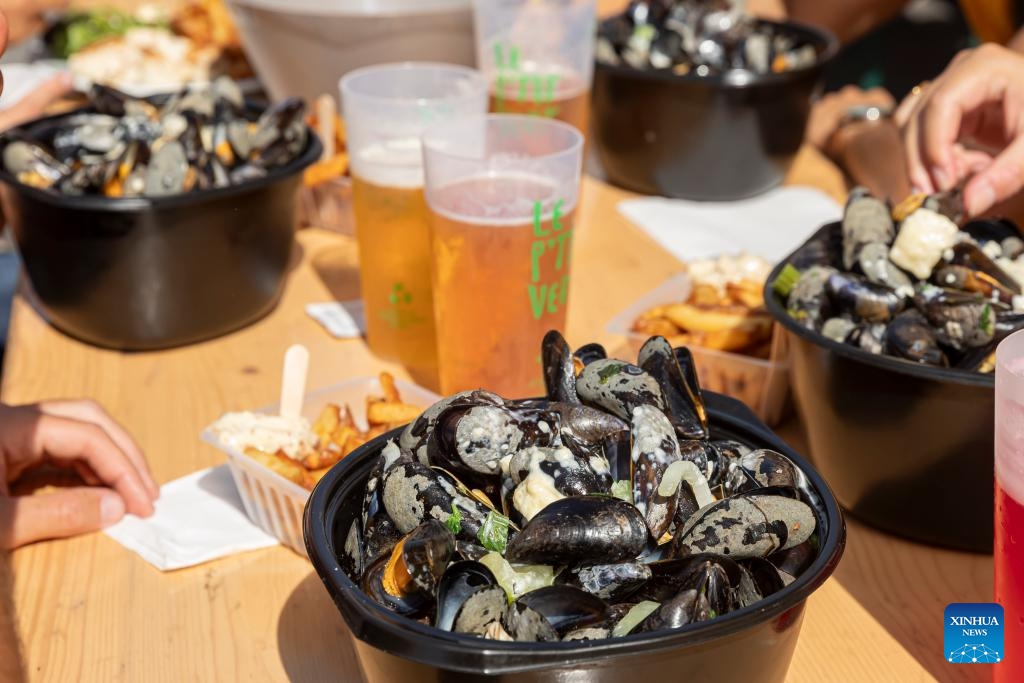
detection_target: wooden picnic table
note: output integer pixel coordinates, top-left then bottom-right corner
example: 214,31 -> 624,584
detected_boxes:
0,143 -> 993,682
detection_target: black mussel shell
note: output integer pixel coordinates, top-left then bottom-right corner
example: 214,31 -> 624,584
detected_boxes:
883,311 -> 948,366
637,336 -> 708,441
505,495 -> 648,565
670,494 -> 816,560
542,330 -> 579,403
435,560 -> 501,633
381,461 -> 493,544
635,589 -> 713,633
574,343 -> 608,367
825,272 -> 904,323
576,359 -> 665,421
636,554 -> 742,605
398,390 -> 504,462
513,585 -> 609,637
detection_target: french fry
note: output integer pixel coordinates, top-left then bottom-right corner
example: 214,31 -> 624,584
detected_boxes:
311,404 -> 341,443
303,445 -> 345,470
631,316 -> 679,338
367,400 -> 422,427
245,447 -> 306,486
663,303 -> 770,335
378,372 -> 401,403
725,281 -> 765,309
690,283 -> 723,306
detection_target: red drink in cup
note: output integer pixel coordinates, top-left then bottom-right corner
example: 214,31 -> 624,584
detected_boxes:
996,330 -> 1024,681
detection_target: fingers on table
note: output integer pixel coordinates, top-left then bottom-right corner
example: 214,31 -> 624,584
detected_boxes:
30,413 -> 155,518
37,400 -> 159,500
0,486 -> 125,549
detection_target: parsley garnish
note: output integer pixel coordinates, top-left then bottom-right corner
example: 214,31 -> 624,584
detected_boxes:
477,510 -> 511,553
445,503 -> 462,535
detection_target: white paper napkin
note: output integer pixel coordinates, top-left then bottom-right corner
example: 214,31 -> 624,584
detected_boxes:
306,300 -> 365,339
617,186 -> 843,264
0,62 -> 67,111
104,465 -> 278,571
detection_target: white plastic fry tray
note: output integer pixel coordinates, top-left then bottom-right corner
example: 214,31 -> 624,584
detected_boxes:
201,376 -> 441,556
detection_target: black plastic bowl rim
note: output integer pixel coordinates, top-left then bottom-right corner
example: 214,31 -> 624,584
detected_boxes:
0,103 -> 323,212
764,223 -> 995,389
303,395 -> 846,675
594,18 -> 839,90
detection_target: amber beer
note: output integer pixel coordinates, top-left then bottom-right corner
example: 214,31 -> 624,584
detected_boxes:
351,144 -> 437,381
430,173 -> 575,397
489,70 -> 590,134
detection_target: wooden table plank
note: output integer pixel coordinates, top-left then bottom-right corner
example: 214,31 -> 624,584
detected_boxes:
0,146 -> 993,682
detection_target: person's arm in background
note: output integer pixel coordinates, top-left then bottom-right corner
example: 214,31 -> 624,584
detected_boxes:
2,0 -> 68,46
748,0 -> 909,44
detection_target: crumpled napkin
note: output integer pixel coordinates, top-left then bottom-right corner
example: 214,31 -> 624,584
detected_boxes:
617,186 -> 843,263
104,465 -> 278,570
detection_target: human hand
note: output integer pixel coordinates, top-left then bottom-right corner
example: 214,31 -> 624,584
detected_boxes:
900,44 -> 1024,216
806,85 -> 896,152
0,400 -> 159,549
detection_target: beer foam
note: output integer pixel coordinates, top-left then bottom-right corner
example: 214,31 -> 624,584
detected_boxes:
997,393 -> 1024,504
429,171 -> 577,226
351,139 -> 424,189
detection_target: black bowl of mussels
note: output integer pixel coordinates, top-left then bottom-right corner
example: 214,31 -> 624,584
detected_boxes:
0,79 -> 320,350
764,188 -> 1018,552
592,0 -> 837,200
305,332 -> 845,682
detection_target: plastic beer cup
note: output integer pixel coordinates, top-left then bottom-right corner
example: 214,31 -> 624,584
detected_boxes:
473,0 -> 596,134
422,113 -> 584,397
341,63 -> 487,386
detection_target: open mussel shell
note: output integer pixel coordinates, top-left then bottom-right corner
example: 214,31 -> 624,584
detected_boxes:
425,402 -> 529,485
505,585 -> 609,640
381,461 -> 493,544
636,554 -> 743,606
542,330 -> 578,403
630,403 -> 685,539
573,342 -> 607,367
638,336 -> 709,441
635,589 -> 713,633
399,390 -> 504,464
362,520 -> 454,618
734,557 -> 786,608
504,445 -> 608,524
949,242 -> 1021,295
435,560 -> 503,633
505,495 -> 647,566
722,449 -> 802,496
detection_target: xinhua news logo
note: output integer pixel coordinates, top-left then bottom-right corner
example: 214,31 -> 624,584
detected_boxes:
945,603 -> 1004,664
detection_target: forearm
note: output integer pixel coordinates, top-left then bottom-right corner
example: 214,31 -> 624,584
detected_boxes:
0,552 -> 25,683
748,0 -> 909,45
1008,27 -> 1024,52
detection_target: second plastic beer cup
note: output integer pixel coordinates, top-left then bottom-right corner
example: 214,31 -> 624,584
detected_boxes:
341,63 -> 486,386
473,0 -> 596,134
422,114 -> 584,397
